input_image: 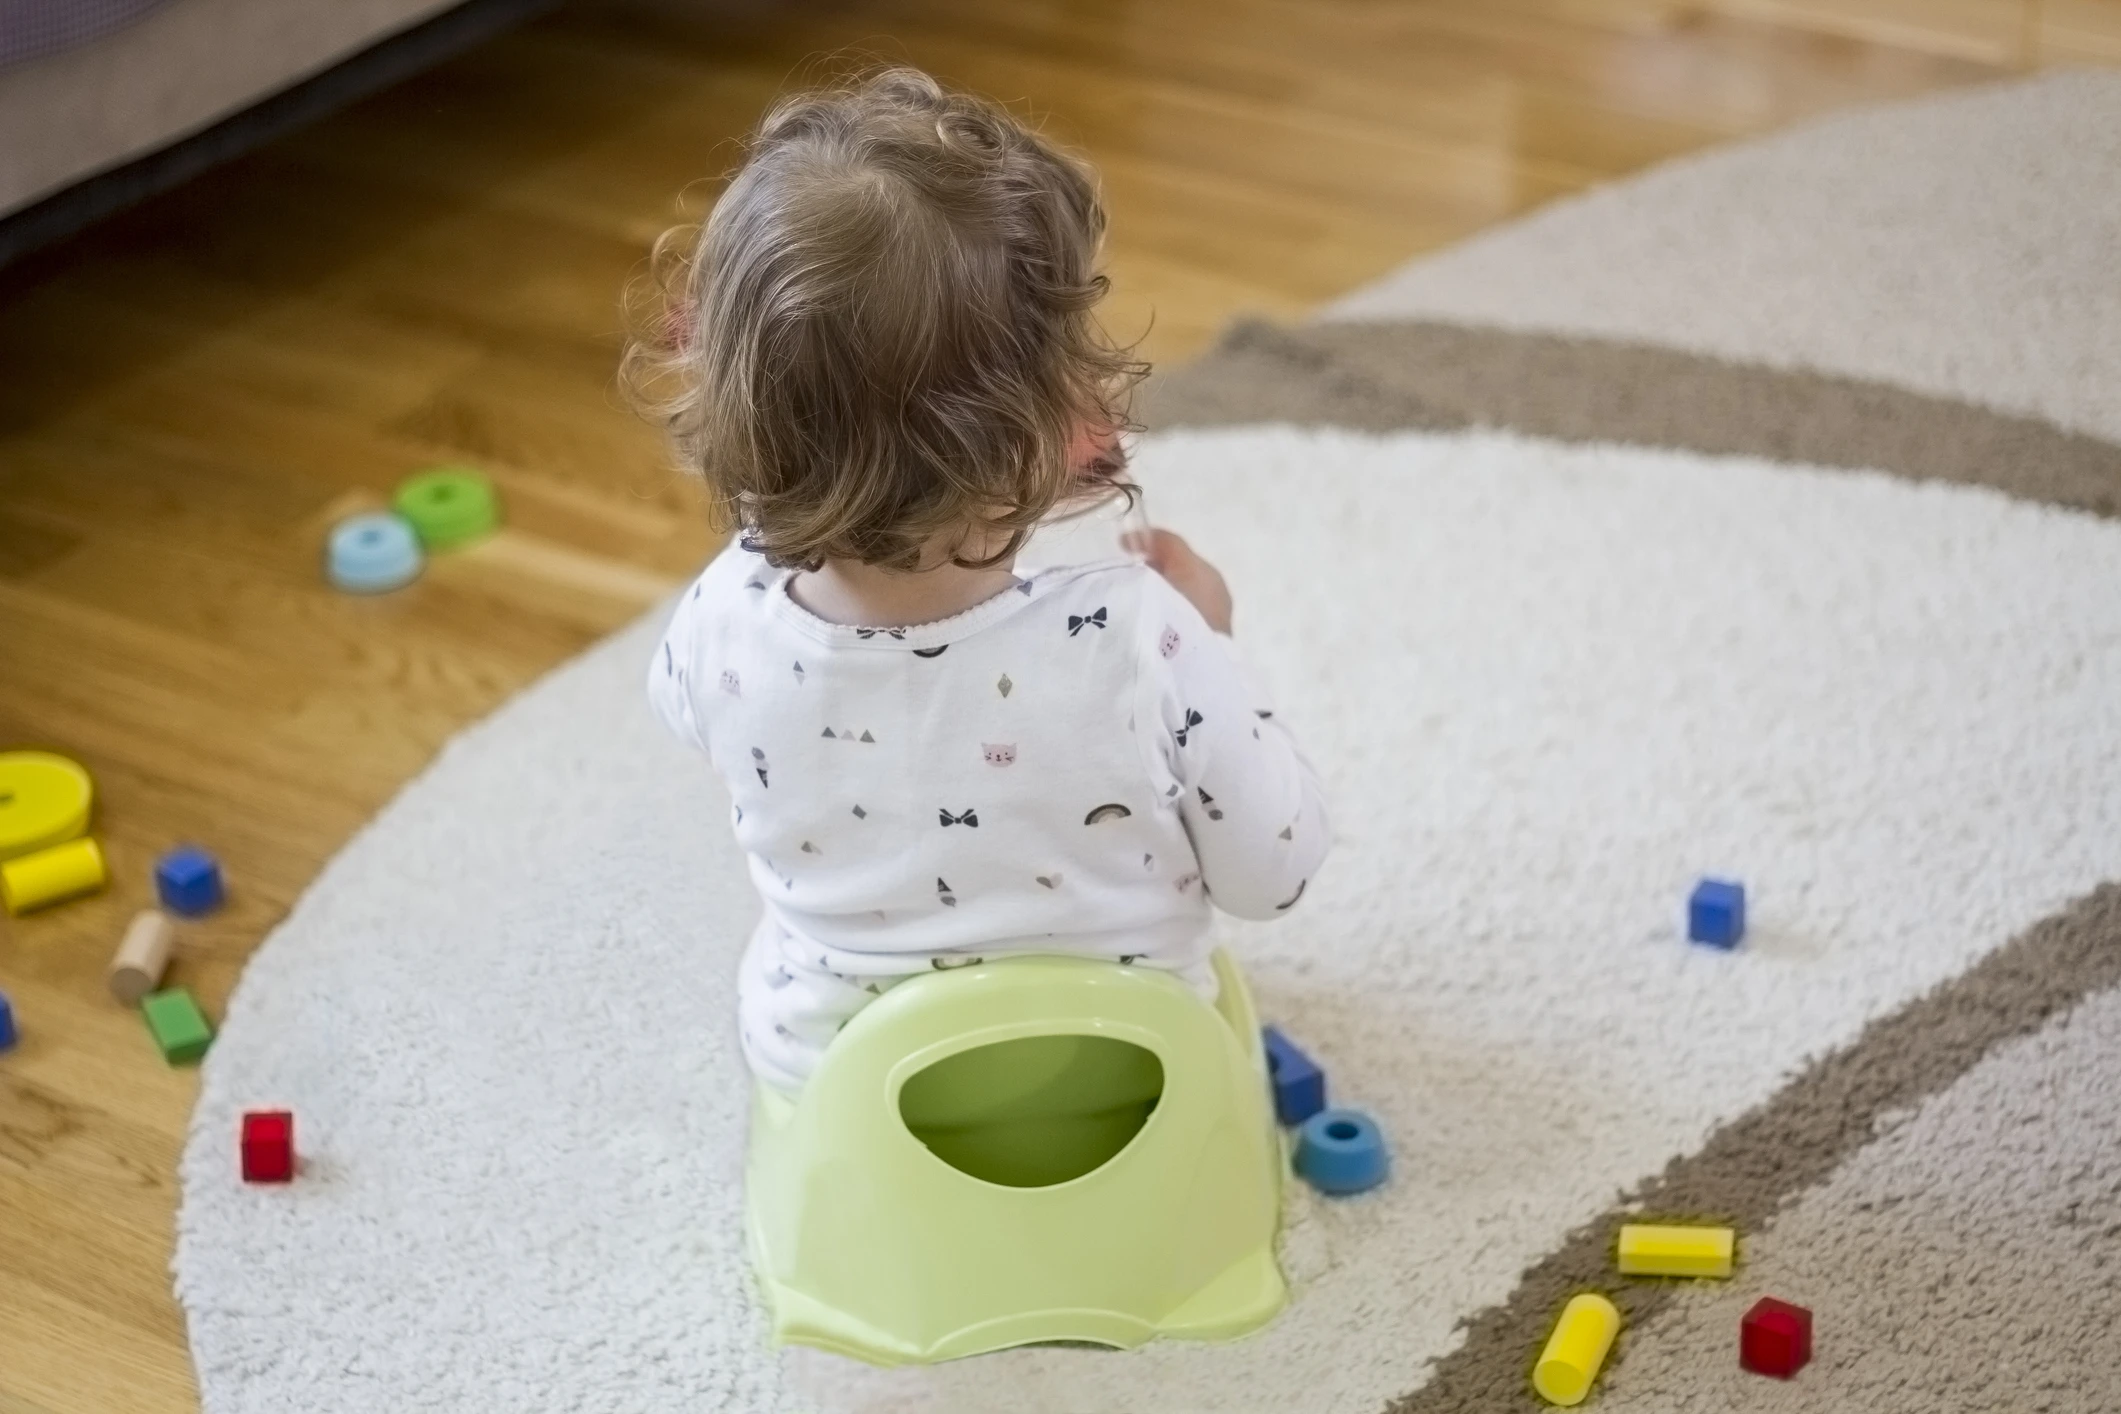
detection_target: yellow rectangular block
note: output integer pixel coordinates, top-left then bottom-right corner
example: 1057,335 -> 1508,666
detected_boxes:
1616,1223 -> 1734,1278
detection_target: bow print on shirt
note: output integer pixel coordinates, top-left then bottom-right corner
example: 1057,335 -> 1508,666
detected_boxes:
938,808 -> 980,828
1174,708 -> 1204,747
1067,606 -> 1108,636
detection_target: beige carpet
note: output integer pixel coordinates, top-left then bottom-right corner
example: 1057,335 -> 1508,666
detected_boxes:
174,70 -> 2121,1414
1324,71 -> 2121,445
1146,69 -> 2121,1414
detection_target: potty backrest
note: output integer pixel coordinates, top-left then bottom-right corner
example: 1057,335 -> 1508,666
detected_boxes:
748,952 -> 1281,1360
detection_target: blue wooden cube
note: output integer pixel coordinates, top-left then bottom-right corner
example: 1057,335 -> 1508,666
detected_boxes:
1262,1025 -> 1327,1126
1689,877 -> 1746,948
0,989 -> 16,1051
155,845 -> 225,917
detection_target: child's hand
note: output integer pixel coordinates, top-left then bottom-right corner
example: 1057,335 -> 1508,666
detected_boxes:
1123,528 -> 1233,634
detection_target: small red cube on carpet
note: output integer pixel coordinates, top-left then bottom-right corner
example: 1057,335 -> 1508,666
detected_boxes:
1741,1296 -> 1812,1378
240,1109 -> 295,1183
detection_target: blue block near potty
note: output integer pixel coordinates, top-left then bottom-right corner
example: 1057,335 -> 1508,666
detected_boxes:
0,989 -> 16,1051
1294,1107 -> 1388,1195
326,512 -> 423,594
1261,1025 -> 1327,1126
156,845 -> 224,917
1688,878 -> 1747,949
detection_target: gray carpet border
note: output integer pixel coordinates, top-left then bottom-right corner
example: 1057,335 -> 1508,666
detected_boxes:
1146,320 -> 2121,518
1143,319 -> 2121,1410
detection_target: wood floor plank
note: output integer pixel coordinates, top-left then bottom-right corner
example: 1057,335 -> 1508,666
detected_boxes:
0,1 -> 2103,1409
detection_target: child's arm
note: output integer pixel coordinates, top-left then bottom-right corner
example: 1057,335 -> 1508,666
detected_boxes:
647,575 -> 713,754
1133,539 -> 1331,919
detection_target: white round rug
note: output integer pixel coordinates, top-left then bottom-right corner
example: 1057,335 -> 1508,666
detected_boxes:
175,423 -> 2121,1413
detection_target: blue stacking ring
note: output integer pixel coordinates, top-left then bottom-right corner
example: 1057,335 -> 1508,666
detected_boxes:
327,512 -> 423,593
1294,1107 -> 1390,1195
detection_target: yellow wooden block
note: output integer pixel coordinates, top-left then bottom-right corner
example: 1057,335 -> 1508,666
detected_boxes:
1616,1223 -> 1735,1278
1533,1293 -> 1620,1406
1,836 -> 108,915
0,751 -> 92,862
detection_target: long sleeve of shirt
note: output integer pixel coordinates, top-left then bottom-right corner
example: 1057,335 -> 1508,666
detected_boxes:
1131,573 -> 1333,920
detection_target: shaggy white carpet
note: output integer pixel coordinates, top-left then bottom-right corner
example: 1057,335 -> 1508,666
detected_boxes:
1328,72 -> 2121,444
175,425 -> 2121,1413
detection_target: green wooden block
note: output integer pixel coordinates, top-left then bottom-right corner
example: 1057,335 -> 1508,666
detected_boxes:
141,987 -> 213,1066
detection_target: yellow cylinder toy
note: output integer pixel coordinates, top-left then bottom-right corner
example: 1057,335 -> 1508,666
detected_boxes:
2,836 -> 107,915
1534,1292 -> 1621,1407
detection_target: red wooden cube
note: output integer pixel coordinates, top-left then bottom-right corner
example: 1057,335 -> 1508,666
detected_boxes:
1741,1296 -> 1812,1378
240,1109 -> 295,1183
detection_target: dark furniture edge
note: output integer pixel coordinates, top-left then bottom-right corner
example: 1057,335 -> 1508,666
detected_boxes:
0,0 -> 559,270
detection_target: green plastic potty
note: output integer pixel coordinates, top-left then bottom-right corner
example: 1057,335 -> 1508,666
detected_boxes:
746,949 -> 1287,1366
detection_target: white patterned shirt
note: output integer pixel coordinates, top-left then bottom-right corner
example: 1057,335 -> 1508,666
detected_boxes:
648,543 -> 1331,978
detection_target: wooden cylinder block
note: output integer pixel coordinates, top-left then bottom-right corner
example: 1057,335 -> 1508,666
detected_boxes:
109,910 -> 175,1005
1,836 -> 106,915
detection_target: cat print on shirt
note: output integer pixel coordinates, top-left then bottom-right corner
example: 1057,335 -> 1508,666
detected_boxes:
1159,626 -> 1182,659
719,670 -> 741,696
982,743 -> 1017,767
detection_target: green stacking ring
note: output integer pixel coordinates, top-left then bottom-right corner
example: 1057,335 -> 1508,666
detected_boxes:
393,467 -> 499,549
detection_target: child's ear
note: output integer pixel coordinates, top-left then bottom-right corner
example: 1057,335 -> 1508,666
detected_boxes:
1066,420 -> 1124,480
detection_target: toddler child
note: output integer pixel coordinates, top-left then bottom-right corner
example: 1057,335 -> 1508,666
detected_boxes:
633,67 -> 1331,1093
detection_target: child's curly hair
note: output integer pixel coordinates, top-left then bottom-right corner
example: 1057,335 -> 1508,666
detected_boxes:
623,66 -> 1147,573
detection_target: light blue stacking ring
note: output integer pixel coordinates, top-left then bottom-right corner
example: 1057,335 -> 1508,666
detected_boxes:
327,512 -> 423,594
1294,1107 -> 1390,1195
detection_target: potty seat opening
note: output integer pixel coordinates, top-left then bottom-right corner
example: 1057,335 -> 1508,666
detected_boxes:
897,1032 -> 1164,1188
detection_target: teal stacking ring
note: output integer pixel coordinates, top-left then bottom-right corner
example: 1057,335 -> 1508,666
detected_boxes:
326,512 -> 423,593
1294,1107 -> 1390,1195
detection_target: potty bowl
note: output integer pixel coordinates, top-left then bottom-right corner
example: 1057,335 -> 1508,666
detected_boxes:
746,949 -> 1287,1366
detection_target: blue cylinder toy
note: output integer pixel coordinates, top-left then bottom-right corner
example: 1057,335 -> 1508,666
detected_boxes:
1294,1107 -> 1389,1195
326,512 -> 423,593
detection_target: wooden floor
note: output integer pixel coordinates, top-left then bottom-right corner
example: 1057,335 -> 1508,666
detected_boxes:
0,0 -> 2113,1407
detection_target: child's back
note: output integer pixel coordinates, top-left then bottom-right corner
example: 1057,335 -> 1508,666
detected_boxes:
629,67 -> 1330,1092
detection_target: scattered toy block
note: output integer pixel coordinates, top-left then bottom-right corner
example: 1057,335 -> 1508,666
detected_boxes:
1617,1223 -> 1735,1278
394,466 -> 499,549
155,845 -> 225,917
1741,1296 -> 1812,1378
1261,1025 -> 1327,1125
1534,1293 -> 1620,1406
1,835 -> 107,915
241,1110 -> 295,1183
141,987 -> 213,1066
0,750 -> 93,862
0,990 -> 15,1052
1293,1107 -> 1389,1195
1688,877 -> 1746,948
326,511 -> 423,594
108,909 -> 175,1005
